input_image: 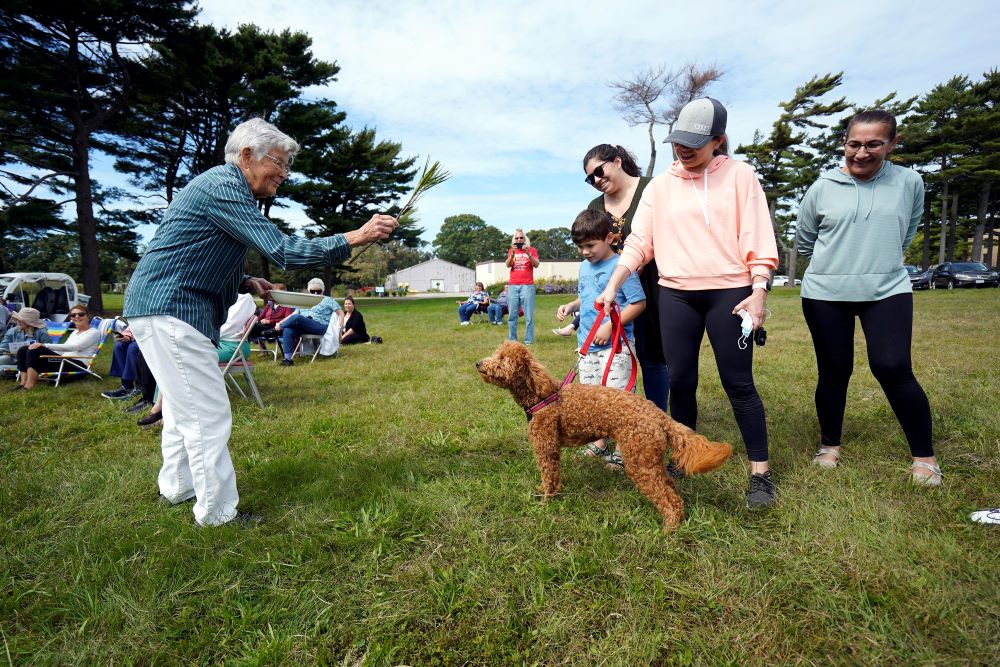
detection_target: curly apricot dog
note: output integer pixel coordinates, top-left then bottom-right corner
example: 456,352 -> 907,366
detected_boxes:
477,341 -> 732,531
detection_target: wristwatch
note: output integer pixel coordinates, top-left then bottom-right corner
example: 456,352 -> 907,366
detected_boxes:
752,280 -> 770,292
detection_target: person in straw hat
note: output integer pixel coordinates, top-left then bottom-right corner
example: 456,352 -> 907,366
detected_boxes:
1,307 -> 52,368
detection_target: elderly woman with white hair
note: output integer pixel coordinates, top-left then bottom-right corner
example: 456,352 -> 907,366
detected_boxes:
273,277 -> 343,365
123,117 -> 398,528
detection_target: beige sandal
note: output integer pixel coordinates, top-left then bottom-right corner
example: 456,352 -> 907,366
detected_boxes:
812,446 -> 840,469
911,461 -> 943,487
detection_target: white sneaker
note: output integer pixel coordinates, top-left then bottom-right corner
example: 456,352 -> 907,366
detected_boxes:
971,508 -> 1000,525
460,321 -> 470,326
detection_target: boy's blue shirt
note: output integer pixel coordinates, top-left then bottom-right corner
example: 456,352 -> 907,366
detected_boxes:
577,254 -> 645,351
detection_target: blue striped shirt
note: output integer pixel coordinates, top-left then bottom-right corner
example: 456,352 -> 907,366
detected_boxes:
124,163 -> 349,342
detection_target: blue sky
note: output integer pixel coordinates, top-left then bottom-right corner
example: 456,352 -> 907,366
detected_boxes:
78,1 -> 1000,246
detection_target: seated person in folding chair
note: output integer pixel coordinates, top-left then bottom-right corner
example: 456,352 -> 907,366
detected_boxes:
274,277 -> 343,366
249,282 -> 293,348
13,305 -> 100,391
340,296 -> 370,345
217,293 -> 257,363
457,282 -> 490,325
486,286 -> 508,325
1,307 -> 52,368
102,324 -> 143,401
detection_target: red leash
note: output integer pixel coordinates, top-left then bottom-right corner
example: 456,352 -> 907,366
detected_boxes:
573,300 -> 637,392
525,301 -> 637,421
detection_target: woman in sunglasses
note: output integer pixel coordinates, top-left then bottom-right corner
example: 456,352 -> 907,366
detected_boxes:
796,109 -> 940,486
12,305 -> 100,391
575,144 -> 669,413
596,98 -> 780,510
274,277 -> 343,366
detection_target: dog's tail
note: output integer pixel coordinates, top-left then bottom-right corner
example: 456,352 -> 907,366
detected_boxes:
659,413 -> 733,475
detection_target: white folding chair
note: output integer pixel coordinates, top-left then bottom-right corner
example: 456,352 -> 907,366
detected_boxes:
292,334 -> 324,363
219,315 -> 264,408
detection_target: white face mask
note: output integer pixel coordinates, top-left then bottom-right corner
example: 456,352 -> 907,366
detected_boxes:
737,309 -> 753,350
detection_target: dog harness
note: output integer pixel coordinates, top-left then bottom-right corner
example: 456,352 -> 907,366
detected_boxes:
524,301 -> 637,421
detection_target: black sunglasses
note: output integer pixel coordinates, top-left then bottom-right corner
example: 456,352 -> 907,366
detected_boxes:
584,160 -> 611,186
309,290 -> 323,294
68,312 -> 86,318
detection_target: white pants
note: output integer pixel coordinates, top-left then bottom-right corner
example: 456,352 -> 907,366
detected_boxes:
131,316 -> 238,526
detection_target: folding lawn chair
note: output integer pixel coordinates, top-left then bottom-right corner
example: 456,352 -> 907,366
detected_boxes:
220,315 -> 264,408
37,317 -> 114,387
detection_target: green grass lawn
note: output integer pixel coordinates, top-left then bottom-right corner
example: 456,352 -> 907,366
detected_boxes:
2,289 -> 998,665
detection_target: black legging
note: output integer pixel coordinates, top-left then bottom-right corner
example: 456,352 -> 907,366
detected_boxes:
16,344 -> 65,374
659,286 -> 768,462
801,293 -> 933,457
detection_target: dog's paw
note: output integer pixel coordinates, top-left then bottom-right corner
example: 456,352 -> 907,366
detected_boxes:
531,489 -> 561,502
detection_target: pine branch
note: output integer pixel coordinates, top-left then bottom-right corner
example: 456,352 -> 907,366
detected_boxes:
348,157 -> 450,264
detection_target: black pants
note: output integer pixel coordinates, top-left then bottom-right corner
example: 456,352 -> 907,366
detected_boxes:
134,348 -> 157,403
659,286 -> 768,462
341,332 -> 369,345
250,322 -> 278,340
16,345 -> 65,374
802,293 -> 933,457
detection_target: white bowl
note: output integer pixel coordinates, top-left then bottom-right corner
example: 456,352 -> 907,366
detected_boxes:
269,290 -> 324,308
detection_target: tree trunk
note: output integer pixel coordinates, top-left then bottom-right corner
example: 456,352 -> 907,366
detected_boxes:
258,252 -> 271,282
788,236 -> 798,288
71,130 -> 104,313
323,265 -> 333,293
921,195 -> 931,269
986,190 -> 997,269
645,119 -> 656,177
972,180 -> 990,264
938,182 -> 949,265
947,193 -> 958,261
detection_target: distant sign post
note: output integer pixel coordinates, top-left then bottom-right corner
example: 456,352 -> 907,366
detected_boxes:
375,286 -> 385,297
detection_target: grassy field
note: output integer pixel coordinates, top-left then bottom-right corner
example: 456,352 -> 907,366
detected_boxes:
2,289 -> 999,665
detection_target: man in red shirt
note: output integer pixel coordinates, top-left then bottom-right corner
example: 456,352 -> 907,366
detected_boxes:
505,228 -> 540,344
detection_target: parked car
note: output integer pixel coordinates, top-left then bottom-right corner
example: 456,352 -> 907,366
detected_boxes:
770,275 -> 799,287
905,264 -> 931,290
929,262 -> 1000,289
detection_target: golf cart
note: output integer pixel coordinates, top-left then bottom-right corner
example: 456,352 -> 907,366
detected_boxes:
0,272 -> 91,323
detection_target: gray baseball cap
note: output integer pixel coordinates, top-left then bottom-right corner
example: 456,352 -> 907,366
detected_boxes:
664,97 -> 727,148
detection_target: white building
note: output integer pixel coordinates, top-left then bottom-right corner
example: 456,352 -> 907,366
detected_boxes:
385,258 -> 476,293
475,260 -> 580,288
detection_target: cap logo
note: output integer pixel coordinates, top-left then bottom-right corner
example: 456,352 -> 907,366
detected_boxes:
692,123 -> 710,132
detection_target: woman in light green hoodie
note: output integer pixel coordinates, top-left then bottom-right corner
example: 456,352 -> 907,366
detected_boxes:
796,109 -> 940,486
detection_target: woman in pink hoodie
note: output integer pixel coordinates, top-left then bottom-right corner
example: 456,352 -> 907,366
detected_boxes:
597,98 -> 779,510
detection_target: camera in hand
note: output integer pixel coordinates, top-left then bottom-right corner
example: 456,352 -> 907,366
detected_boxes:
754,327 -> 767,347
513,242 -> 525,249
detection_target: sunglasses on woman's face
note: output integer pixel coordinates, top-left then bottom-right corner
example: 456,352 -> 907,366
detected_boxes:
309,290 -> 323,294
584,160 -> 611,186
69,312 -> 86,318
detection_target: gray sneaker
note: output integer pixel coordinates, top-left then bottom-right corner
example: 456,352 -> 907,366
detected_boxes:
746,471 -> 777,510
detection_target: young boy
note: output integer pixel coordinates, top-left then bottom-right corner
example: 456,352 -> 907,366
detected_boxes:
556,209 -> 646,471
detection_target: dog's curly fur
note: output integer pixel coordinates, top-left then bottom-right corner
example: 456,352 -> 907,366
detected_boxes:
477,341 -> 732,531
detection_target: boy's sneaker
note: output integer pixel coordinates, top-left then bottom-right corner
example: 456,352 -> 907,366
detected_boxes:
280,359 -> 294,366
746,471 -> 777,510
605,451 -> 625,473
102,386 -> 137,400
460,321 -> 470,326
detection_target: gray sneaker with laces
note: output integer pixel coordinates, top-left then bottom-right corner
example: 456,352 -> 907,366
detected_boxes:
746,471 -> 777,510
